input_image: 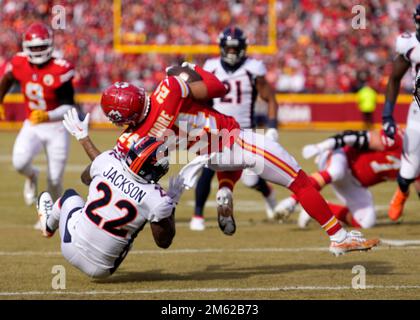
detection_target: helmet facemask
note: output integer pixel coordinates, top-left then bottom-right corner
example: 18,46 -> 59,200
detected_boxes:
23,39 -> 53,65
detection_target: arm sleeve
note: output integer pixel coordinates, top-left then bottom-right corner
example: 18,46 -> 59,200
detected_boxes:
55,80 -> 75,105
47,104 -> 73,121
193,65 -> 228,99
395,33 -> 413,61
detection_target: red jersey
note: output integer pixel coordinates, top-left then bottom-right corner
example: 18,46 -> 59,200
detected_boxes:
344,130 -> 403,187
116,76 -> 190,155
116,76 -> 240,155
8,53 -> 74,118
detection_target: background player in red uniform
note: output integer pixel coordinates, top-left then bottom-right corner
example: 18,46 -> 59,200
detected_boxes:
0,22 -> 75,207
276,129 -> 408,228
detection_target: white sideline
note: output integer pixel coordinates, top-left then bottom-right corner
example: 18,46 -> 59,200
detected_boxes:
1,241 -> 420,257
1,285 -> 420,296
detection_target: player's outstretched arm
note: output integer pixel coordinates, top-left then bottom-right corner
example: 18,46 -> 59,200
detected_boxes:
63,108 -> 101,160
81,164 -> 92,186
256,76 -> 279,141
302,130 -> 372,159
150,211 -> 176,249
0,71 -> 16,120
382,55 -> 410,138
181,62 -> 228,100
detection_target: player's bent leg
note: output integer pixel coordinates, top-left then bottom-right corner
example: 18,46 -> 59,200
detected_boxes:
241,171 -> 277,220
353,206 -> 376,229
45,127 -> 70,201
57,189 -> 85,243
190,168 -> 215,231
13,123 -> 43,205
390,126 -> 420,221
215,170 -> 242,235
61,241 -> 111,279
55,189 -> 111,278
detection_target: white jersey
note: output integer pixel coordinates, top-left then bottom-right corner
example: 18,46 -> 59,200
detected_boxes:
395,32 -> 420,123
73,150 -> 175,270
203,57 -> 267,128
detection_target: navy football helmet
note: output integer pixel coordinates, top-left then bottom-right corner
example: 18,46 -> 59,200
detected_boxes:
218,26 -> 248,67
124,136 -> 169,183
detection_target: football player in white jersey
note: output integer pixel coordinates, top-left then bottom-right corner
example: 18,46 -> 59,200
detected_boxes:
36,136 -> 184,278
190,26 -> 280,231
381,5 -> 420,221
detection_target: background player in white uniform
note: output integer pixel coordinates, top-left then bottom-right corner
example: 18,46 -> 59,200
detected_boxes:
190,26 -> 280,231
381,5 -> 420,221
36,136 -> 184,278
0,23 -> 74,207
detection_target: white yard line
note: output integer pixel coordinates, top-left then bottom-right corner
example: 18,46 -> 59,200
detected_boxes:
1,241 -> 420,257
1,285 -> 420,296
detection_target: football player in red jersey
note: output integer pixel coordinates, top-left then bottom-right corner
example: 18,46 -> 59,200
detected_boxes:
64,63 -> 379,256
0,22 -> 75,206
275,128 -> 415,228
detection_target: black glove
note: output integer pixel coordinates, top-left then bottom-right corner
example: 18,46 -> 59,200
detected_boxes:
382,115 -> 396,139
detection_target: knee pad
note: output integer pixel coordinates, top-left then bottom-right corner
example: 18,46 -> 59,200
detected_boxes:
12,155 -> 30,173
241,169 -> 259,188
59,189 -> 79,208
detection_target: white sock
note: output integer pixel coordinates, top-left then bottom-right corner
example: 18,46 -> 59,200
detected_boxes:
329,228 -> 347,243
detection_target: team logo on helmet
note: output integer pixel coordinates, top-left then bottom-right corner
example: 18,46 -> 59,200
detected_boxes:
107,110 -> 123,123
43,74 -> 54,86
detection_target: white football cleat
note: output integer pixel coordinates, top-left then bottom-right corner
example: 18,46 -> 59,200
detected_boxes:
329,230 -> 380,256
33,220 -> 42,230
216,187 -> 236,236
23,168 -> 39,206
36,191 -> 55,238
189,216 -> 206,231
264,189 -> 277,220
297,208 -> 311,228
274,196 -> 298,221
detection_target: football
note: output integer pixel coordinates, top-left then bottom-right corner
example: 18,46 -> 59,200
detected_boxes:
166,65 -> 202,83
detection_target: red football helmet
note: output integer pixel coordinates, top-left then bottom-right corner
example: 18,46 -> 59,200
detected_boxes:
100,82 -> 149,126
22,22 -> 54,65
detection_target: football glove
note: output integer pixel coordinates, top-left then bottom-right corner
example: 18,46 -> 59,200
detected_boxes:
382,115 -> 396,139
167,175 -> 185,204
63,108 -> 90,140
29,110 -> 49,124
0,104 -> 5,121
265,128 -> 279,142
181,61 -> 196,70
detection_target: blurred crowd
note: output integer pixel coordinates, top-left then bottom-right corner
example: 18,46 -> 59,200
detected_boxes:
0,0 -> 417,93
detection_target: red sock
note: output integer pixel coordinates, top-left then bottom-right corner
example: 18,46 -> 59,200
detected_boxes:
350,217 -> 361,228
217,170 -> 242,191
308,171 -> 332,191
289,170 -> 342,236
328,203 -> 349,223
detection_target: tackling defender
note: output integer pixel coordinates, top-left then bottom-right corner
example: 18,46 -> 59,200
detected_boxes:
276,129 -> 406,229
190,27 -> 279,231
0,22 -> 75,205
36,136 -> 183,278
381,5 -> 420,221
83,64 -> 379,255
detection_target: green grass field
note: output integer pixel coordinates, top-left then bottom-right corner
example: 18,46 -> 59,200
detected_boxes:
1,129 -> 420,300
